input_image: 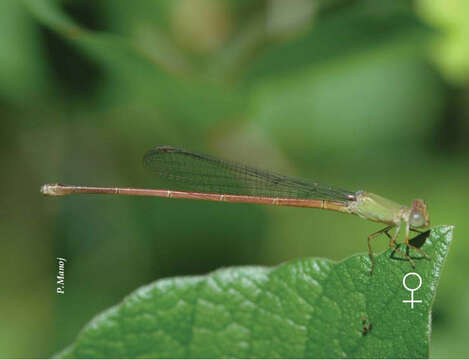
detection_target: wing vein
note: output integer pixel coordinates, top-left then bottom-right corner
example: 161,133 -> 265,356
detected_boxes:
143,146 -> 355,202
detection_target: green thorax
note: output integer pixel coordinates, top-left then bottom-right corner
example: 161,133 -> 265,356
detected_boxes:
349,191 -> 407,225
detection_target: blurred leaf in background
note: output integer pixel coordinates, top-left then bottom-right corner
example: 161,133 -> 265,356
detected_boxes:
1,0 -> 468,357
417,0 -> 469,85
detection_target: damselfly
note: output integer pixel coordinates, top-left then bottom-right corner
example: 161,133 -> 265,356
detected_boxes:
41,146 -> 431,272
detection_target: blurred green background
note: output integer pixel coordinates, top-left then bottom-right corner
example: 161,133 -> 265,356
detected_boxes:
1,0 -> 468,357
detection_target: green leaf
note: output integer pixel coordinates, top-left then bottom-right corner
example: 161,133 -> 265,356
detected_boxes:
22,0 -> 248,133
245,4 -> 436,82
60,226 -> 452,358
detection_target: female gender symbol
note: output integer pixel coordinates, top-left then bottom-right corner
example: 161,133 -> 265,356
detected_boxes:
402,272 -> 422,309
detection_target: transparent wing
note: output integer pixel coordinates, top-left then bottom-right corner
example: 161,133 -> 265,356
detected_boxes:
143,146 -> 356,202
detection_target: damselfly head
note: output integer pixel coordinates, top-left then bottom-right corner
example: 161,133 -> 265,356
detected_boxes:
409,199 -> 430,228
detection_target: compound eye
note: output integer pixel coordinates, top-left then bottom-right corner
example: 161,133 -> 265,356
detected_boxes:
410,212 -> 425,227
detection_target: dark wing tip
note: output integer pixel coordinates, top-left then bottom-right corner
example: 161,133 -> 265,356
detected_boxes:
142,145 -> 186,169
154,145 -> 180,152
146,145 -> 180,154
